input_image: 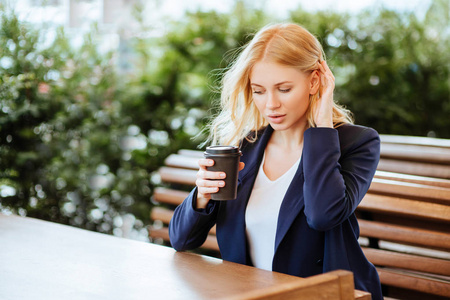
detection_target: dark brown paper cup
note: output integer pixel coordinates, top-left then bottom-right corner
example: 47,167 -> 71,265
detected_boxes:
204,146 -> 242,200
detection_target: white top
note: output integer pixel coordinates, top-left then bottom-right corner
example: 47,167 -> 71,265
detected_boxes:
245,153 -> 301,271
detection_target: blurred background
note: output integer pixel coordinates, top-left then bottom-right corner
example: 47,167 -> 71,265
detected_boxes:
0,0 -> 449,241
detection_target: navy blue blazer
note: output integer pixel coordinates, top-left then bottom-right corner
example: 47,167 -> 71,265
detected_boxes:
169,124 -> 383,300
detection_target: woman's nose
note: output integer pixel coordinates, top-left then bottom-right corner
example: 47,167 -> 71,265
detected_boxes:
266,92 -> 281,109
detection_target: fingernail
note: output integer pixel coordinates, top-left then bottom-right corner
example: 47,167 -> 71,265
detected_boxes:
220,173 -> 226,178
219,181 -> 225,187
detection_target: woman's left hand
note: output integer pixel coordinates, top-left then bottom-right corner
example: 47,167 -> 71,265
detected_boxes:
314,60 -> 335,128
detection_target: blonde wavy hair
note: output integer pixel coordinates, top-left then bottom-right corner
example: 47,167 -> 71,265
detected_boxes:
206,23 -> 353,146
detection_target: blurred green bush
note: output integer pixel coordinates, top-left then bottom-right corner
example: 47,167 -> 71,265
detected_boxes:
0,0 -> 448,238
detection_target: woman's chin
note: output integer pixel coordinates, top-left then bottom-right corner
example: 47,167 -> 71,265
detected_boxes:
269,122 -> 289,131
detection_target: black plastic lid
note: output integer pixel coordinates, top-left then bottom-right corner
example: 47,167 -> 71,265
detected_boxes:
205,145 -> 241,155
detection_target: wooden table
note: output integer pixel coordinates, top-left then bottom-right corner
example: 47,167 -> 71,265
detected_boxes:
0,214 -> 370,299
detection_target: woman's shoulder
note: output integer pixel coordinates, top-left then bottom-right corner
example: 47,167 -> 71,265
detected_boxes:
336,123 -> 380,151
336,123 -> 379,138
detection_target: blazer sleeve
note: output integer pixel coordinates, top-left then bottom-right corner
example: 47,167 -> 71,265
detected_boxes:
302,126 -> 380,231
168,187 -> 219,251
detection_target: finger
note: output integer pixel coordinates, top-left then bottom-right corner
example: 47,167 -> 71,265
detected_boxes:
320,68 -> 334,85
198,187 -> 219,196
320,74 -> 326,86
322,61 -> 334,78
198,159 -> 214,170
196,178 -> 225,188
317,62 -> 325,73
238,162 -> 245,171
197,169 -> 226,180
318,63 -> 331,79
319,61 -> 330,74
323,72 -> 335,84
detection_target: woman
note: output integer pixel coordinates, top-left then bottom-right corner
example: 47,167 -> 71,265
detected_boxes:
169,23 -> 383,299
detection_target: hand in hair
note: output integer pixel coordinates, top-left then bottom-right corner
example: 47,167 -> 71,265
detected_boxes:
314,61 -> 335,128
195,159 -> 245,209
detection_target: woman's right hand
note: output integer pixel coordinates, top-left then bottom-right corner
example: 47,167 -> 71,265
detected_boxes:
195,159 -> 245,209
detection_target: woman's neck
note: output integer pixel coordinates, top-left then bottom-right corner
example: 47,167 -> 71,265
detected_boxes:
269,123 -> 308,151
263,124 -> 307,181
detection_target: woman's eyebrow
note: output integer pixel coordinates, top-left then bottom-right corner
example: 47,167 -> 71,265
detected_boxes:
275,81 -> 293,86
251,81 -> 293,87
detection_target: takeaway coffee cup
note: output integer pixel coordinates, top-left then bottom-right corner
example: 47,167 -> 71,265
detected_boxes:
204,145 -> 242,200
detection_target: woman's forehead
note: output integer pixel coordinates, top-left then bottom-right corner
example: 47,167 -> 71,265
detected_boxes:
250,61 -> 308,84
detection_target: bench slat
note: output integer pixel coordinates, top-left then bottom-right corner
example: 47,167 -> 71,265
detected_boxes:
153,187 -> 189,206
149,227 -> 169,241
369,178 -> 450,205
362,247 -> 450,276
380,143 -> 450,164
374,171 -> 450,188
159,161 -> 450,205
377,268 -> 450,298
359,219 -> 450,251
159,167 -> 197,186
377,159 -> 450,179
380,134 -> 450,148
150,207 -> 174,225
165,154 -> 199,170
178,149 -> 205,158
359,194 -> 450,223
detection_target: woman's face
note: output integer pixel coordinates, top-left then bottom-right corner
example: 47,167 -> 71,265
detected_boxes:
250,61 -> 317,132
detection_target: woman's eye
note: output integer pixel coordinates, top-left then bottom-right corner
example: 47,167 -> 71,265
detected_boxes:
253,90 -> 263,94
279,88 -> 291,93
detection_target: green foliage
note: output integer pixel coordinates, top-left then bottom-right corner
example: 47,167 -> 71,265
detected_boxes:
0,0 -> 448,237
337,2 -> 449,136
0,11 -> 150,237
289,0 -> 449,137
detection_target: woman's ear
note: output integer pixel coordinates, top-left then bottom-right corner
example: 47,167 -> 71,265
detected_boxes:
309,70 -> 320,95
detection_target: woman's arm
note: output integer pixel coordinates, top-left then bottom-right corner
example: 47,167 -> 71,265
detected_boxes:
302,126 -> 380,231
168,187 -> 219,251
169,158 -> 244,251
169,157 -> 224,250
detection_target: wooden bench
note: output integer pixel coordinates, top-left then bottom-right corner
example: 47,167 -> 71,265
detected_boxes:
150,134 -> 450,299
226,269 -> 369,300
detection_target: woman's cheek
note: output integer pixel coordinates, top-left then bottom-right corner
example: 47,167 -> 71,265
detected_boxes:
253,97 -> 266,113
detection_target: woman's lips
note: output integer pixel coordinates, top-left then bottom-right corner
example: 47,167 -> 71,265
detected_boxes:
267,114 -> 286,124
